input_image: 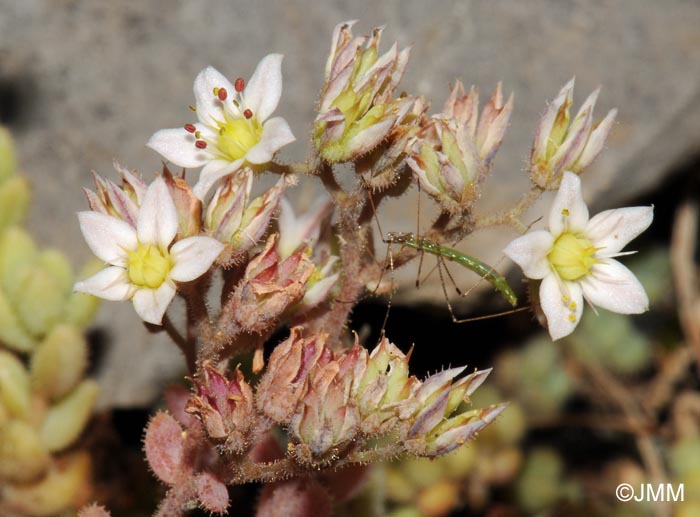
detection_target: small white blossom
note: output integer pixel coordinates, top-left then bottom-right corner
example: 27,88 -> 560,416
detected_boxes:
74,177 -> 224,325
147,54 -> 295,199
504,171 -> 653,340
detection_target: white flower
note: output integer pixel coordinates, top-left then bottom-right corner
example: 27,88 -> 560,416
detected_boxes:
74,177 -> 225,325
504,171 -> 653,340
147,54 -> 296,199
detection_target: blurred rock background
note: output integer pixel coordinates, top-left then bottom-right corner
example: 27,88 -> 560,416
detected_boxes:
1,0 -> 698,407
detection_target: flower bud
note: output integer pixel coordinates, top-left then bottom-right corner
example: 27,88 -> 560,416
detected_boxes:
205,170 -> 285,261
314,22 -> 415,162
186,364 -> 254,452
231,234 -> 314,333
256,327 -> 331,423
39,379 -> 99,452
31,323 -> 88,401
353,336 -> 416,434
289,351 -> 360,459
162,165 -> 202,238
530,78 -> 616,189
84,167 -> 142,227
407,82 -> 512,212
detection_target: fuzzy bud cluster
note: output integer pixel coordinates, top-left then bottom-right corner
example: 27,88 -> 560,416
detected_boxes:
184,327 -> 506,465
407,82 -> 513,213
314,21 -> 415,163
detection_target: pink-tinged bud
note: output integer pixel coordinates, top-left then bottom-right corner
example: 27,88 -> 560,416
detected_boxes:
85,172 -> 139,227
143,412 -> 185,485
407,82 -> 512,213
530,78 -> 617,189
423,402 -> 509,456
205,169 -> 285,262
277,197 -> 340,313
352,336 -> 416,434
195,470 -> 229,514
84,161 -> 149,227
231,234 -> 314,333
314,22 -> 416,162
289,351 -> 360,459
256,327 -> 331,423
395,367 -> 506,457
186,364 -> 254,452
400,366 -> 468,438
162,165 -> 202,238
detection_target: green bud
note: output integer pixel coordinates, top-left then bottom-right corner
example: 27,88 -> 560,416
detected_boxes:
0,287 -> 36,352
39,379 -> 98,452
0,126 -> 17,182
0,176 -> 30,232
13,266 -> 66,337
31,324 -> 88,401
0,349 -> 31,418
0,420 -> 51,483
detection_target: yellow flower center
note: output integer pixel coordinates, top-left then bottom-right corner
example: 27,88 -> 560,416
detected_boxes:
216,116 -> 263,161
127,244 -> 172,289
548,232 -> 598,281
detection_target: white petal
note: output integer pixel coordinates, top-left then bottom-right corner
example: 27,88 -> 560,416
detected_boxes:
244,54 -> 283,122
539,274 -> 583,340
73,267 -> 136,301
581,259 -> 649,314
78,211 -> 137,267
132,282 -> 177,325
147,127 -> 213,168
548,171 -> 589,235
137,178 -> 179,247
194,66 -> 237,126
586,206 -> 653,256
245,117 -> 296,164
193,159 -> 243,200
503,230 -> 554,280
169,236 -> 224,282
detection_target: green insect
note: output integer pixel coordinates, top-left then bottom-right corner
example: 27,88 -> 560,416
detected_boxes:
384,231 -> 518,309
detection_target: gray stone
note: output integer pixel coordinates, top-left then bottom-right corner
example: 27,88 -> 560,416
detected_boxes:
1,0 -> 697,406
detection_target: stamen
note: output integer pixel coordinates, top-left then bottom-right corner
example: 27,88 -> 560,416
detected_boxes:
233,99 -> 240,108
244,109 -> 253,119
184,123 -> 196,133
568,314 -> 576,322
235,78 -> 245,92
217,87 -> 228,101
561,208 -> 570,216
213,87 -> 219,96
194,130 -> 201,139
195,140 -> 207,149
188,105 -> 197,112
